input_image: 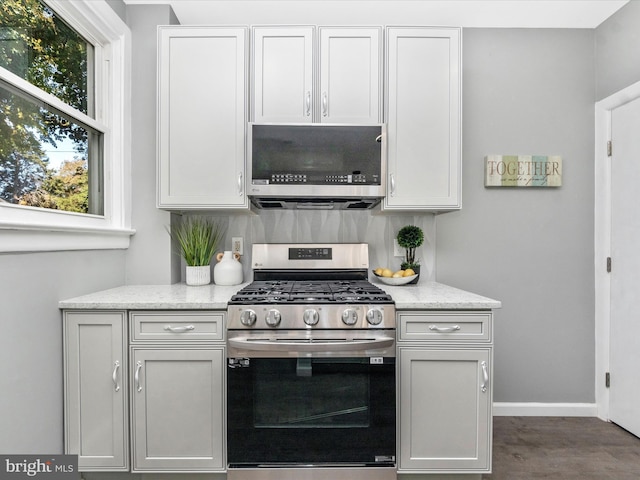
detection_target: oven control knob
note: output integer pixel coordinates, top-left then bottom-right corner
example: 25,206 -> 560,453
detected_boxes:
240,309 -> 257,327
366,308 -> 384,325
265,309 -> 282,327
342,308 -> 358,326
303,309 -> 319,326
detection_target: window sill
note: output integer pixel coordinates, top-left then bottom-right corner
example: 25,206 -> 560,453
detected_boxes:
0,221 -> 135,252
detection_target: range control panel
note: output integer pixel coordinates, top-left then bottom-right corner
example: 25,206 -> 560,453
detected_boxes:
288,247 -> 332,260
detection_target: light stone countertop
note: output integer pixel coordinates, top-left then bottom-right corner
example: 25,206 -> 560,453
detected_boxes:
375,281 -> 501,310
59,281 -> 500,310
58,283 -> 251,310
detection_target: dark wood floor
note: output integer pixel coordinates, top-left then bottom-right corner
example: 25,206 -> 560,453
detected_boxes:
483,416 -> 640,479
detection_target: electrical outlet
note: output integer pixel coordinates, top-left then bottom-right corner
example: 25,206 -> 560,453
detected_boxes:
232,237 -> 244,255
393,239 -> 403,257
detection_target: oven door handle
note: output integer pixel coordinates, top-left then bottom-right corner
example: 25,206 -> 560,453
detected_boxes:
227,336 -> 395,353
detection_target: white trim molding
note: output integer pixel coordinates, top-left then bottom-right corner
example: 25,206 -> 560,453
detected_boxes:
594,79 -> 640,422
493,402 -> 598,417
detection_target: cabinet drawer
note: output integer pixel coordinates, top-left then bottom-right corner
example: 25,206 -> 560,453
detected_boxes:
130,311 -> 224,342
398,312 -> 492,343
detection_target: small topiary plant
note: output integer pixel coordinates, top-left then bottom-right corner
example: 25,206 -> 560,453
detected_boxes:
397,225 -> 424,270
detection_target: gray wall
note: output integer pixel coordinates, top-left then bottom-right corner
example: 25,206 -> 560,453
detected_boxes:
125,5 -> 180,285
0,250 -> 125,453
595,0 -> 640,100
436,29 -> 596,403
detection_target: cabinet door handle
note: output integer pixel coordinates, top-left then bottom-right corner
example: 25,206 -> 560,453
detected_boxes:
112,360 -> 120,392
322,92 -> 328,117
135,361 -> 143,392
481,360 -> 489,393
163,324 -> 195,333
428,324 -> 461,333
390,174 -> 396,196
305,91 -> 311,116
237,172 -> 243,195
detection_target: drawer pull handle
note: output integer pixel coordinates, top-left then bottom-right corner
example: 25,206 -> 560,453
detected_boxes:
135,361 -> 142,392
164,324 -> 195,333
112,360 -> 120,392
481,360 -> 489,393
429,324 -> 461,333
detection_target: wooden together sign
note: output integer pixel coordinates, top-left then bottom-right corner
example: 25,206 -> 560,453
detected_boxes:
485,155 -> 562,187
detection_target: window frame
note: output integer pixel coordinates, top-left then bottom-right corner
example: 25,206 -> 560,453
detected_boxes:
0,0 -> 133,252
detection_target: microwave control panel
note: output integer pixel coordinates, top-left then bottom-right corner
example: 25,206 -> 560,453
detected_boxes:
262,173 -> 379,185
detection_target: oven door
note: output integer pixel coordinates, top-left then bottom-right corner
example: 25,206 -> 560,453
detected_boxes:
227,333 -> 395,468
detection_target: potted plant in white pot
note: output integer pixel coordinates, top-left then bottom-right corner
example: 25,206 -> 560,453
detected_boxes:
168,216 -> 225,286
397,225 -> 424,284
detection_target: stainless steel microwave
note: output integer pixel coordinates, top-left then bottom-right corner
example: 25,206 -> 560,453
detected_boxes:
247,123 -> 387,209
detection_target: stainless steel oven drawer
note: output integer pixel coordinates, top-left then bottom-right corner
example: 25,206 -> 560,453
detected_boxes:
130,311 -> 224,342
397,311 -> 492,343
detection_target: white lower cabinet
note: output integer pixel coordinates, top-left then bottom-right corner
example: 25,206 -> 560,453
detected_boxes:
63,310 -> 226,473
131,347 -> 225,472
397,311 -> 493,475
398,348 -> 491,472
63,311 -> 129,471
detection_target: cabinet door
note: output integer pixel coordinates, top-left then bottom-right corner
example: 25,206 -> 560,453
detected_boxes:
384,27 -> 461,210
253,26 -> 314,123
318,27 -> 381,124
398,347 -> 491,473
131,348 -> 225,472
158,26 -> 248,209
63,311 -> 128,471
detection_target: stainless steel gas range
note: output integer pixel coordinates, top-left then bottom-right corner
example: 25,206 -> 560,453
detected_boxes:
226,243 -> 396,480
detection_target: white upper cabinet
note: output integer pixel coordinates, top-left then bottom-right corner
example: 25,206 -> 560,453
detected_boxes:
252,26 -> 382,124
157,26 -> 249,209
383,27 -> 461,211
318,27 -> 382,123
252,26 -> 314,123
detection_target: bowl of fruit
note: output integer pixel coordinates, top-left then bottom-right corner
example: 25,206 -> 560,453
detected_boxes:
372,267 -> 418,286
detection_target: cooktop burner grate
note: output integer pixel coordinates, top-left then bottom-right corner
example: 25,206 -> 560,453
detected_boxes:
229,279 -> 393,305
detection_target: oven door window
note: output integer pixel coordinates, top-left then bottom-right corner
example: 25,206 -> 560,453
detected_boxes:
254,358 -> 369,428
227,357 -> 395,467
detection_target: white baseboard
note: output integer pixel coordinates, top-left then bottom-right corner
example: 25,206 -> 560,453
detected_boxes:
493,402 -> 598,417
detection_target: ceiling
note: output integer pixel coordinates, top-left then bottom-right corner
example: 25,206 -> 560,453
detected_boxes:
123,0 -> 629,28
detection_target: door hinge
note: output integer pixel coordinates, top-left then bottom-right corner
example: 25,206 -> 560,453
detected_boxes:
607,257 -> 612,273
605,372 -> 610,388
607,140 -> 612,157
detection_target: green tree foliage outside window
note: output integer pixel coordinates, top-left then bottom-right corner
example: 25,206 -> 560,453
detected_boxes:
0,0 -> 101,214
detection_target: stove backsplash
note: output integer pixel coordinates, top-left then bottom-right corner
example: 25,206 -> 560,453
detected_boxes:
171,210 -> 435,284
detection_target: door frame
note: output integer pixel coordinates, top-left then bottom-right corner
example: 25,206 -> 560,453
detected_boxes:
595,79 -> 640,421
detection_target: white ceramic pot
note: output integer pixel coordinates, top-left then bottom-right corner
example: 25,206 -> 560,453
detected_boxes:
214,251 -> 243,285
185,265 -> 211,286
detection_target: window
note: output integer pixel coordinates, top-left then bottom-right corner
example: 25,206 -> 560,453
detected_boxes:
0,0 -> 132,252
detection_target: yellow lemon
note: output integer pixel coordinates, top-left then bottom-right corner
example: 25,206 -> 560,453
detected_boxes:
394,270 -> 405,277
381,268 -> 393,277
374,267 -> 383,276
403,268 -> 415,277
